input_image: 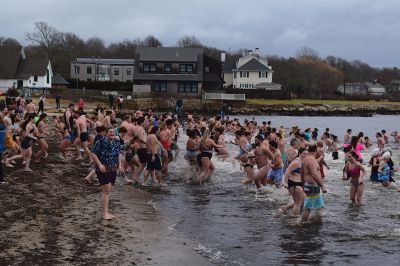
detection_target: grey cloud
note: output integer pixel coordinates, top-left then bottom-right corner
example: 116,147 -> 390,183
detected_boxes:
0,0 -> 399,67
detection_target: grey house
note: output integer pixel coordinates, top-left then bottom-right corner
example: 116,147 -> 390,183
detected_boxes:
70,58 -> 134,82
133,47 -> 222,98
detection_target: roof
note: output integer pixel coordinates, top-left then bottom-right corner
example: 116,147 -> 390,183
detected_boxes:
222,61 -> 236,72
365,82 -> 385,88
15,55 -> 49,79
204,72 -> 222,82
52,74 -> 70,85
254,82 -> 281,90
236,58 -> 271,71
136,47 -> 204,62
75,58 -> 134,65
0,46 -> 23,79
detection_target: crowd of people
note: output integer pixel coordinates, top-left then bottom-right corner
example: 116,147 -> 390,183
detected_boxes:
0,97 -> 399,222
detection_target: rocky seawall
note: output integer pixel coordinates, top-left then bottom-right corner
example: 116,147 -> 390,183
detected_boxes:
228,104 -> 400,117
116,99 -> 400,117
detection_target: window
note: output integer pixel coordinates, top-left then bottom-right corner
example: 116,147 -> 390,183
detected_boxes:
240,72 -> 242,78
165,64 -> 171,72
126,68 -> 132,76
87,78 -> 92,81
46,69 -> 50,83
262,72 -> 266,78
34,76 -> 38,82
205,66 -> 209,72
234,72 -> 237,78
246,72 -> 249,78
114,68 -> 120,75
179,64 -> 193,73
143,63 -> 156,72
87,67 -> 92,74
75,65 -> 80,74
178,82 -> 198,93
153,82 -> 167,92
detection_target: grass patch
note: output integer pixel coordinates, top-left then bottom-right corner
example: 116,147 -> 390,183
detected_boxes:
246,99 -> 400,105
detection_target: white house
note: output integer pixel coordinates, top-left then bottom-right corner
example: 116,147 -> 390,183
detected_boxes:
0,46 -> 52,92
337,82 -> 386,95
365,82 -> 386,95
223,48 -> 281,90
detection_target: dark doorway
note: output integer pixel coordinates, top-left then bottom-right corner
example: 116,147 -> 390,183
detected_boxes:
17,80 -> 23,89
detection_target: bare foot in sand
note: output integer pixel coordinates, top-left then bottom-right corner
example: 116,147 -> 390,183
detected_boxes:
102,214 -> 114,220
5,159 -> 14,167
124,178 -> 134,184
242,178 -> 253,185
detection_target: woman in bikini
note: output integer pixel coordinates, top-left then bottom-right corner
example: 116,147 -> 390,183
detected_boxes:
282,148 -> 307,215
184,129 -> 200,165
214,127 -> 228,157
196,129 -> 224,184
34,113 -> 49,162
6,114 -> 37,171
344,151 -> 366,205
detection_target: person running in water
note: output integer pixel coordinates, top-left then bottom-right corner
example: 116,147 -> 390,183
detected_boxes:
282,147 -> 307,216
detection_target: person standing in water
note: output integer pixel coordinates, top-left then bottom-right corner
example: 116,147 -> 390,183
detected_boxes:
301,144 -> 327,223
344,151 -> 366,205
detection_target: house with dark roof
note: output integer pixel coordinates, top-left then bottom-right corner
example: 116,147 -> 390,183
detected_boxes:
132,47 -> 222,98
52,73 -> 70,89
70,58 -> 134,82
224,48 -> 281,90
0,46 -> 52,91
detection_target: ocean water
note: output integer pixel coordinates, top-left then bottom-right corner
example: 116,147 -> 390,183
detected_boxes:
153,115 -> 400,265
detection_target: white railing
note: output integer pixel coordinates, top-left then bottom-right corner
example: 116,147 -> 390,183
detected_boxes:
204,93 -> 245,101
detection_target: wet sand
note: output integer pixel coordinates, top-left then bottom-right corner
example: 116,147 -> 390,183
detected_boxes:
0,120 -> 212,265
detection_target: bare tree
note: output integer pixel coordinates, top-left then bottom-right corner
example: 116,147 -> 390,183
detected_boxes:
26,21 -> 61,60
85,37 -> 106,56
0,36 -> 20,46
177,35 -> 203,48
142,35 -> 162,47
296,46 -> 320,60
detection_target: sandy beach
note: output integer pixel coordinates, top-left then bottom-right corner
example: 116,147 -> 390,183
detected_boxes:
0,114 -> 212,266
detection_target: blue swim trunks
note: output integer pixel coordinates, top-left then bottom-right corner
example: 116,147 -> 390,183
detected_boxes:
267,168 -> 283,185
303,193 -> 324,210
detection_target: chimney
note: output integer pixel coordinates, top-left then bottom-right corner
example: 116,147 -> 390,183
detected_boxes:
221,51 -> 226,63
254,48 -> 260,55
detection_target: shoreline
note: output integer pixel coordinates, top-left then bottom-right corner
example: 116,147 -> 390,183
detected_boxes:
0,115 -> 212,266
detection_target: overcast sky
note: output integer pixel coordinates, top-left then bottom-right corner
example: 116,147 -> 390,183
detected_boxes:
0,0 -> 399,67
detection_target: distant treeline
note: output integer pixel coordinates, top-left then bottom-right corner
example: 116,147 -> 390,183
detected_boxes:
2,21 -> 400,98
